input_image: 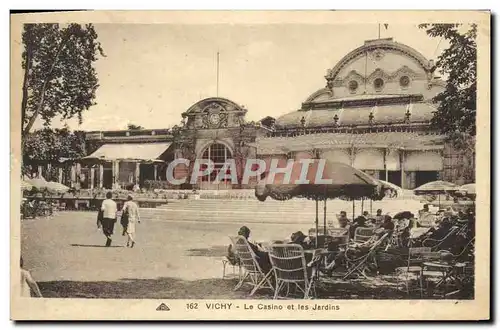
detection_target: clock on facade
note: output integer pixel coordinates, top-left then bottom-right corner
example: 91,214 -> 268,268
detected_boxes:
209,113 -> 221,126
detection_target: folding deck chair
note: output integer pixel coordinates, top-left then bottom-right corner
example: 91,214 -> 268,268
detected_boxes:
422,226 -> 461,250
343,232 -> 390,280
229,236 -> 274,296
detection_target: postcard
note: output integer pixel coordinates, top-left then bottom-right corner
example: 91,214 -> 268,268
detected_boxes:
10,10 -> 490,321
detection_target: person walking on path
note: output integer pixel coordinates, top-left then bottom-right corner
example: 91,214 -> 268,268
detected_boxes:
122,195 -> 140,248
97,191 -> 118,247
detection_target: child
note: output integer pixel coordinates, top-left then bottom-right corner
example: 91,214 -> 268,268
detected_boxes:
20,257 -> 42,297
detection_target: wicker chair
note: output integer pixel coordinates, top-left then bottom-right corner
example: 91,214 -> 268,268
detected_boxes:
229,236 -> 274,296
418,213 -> 437,227
353,227 -> 375,243
395,247 -> 442,298
267,244 -> 319,299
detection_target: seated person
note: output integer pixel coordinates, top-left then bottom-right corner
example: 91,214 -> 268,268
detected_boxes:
362,211 -> 377,227
414,216 -> 456,244
372,209 -> 384,226
337,211 -> 350,229
289,231 -> 313,249
349,215 -> 368,239
229,226 -> 272,273
378,215 -> 395,231
393,211 -> 416,229
419,204 -> 431,217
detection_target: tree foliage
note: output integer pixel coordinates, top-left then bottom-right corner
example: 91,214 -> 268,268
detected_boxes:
23,128 -> 86,164
419,24 -> 477,183
419,23 -> 477,138
127,123 -> 144,130
21,23 -> 104,138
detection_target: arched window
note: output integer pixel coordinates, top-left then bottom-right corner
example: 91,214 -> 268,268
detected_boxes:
201,143 -> 232,182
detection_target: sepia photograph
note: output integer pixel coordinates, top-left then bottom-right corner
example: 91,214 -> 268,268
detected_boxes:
10,10 -> 490,320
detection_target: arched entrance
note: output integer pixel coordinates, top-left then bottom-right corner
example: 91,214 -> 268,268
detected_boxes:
199,142 -> 233,190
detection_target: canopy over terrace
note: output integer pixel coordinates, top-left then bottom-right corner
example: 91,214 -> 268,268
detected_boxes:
255,160 -> 383,246
249,131 -> 445,189
79,142 -> 173,189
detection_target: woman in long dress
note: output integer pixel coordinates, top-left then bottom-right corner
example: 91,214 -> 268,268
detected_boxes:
122,195 -> 140,248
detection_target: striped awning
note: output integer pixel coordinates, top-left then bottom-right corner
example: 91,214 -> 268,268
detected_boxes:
82,142 -> 172,162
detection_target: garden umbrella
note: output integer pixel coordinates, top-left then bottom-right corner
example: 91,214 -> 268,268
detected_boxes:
413,180 -> 459,208
26,177 -> 49,191
46,181 -> 70,194
457,183 -> 475,197
255,160 -> 381,247
21,180 -> 33,191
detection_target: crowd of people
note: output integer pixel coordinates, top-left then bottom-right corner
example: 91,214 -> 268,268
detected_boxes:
225,202 -> 476,276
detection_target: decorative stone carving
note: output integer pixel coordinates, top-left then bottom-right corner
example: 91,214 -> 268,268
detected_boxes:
326,78 -> 334,90
367,68 -> 391,84
370,49 -> 385,61
404,104 -> 412,124
368,112 -> 375,125
400,75 -> 410,88
300,116 -> 306,128
373,78 -> 385,91
202,102 -> 226,114
199,102 -> 229,129
333,114 -> 339,126
348,80 -> 359,93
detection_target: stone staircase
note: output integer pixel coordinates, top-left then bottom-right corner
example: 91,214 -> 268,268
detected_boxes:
136,197 -> 423,226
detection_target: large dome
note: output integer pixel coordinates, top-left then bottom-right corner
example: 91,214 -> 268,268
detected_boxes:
275,38 -> 445,130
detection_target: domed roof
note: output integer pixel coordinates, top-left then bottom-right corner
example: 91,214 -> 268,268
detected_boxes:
274,38 -> 443,130
275,94 -> 437,128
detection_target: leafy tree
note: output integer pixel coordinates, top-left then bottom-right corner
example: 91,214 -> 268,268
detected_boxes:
419,24 -> 477,138
419,23 -> 477,182
22,128 -> 86,176
127,123 -> 144,130
21,23 -> 104,139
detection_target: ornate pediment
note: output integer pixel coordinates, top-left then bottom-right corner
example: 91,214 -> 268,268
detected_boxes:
367,68 -> 391,83
201,102 -> 229,129
391,65 -> 424,80
182,97 -> 247,130
344,70 -> 365,81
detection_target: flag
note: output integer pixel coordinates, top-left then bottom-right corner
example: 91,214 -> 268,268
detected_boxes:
384,23 -> 389,30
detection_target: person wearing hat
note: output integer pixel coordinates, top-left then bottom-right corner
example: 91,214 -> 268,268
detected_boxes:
231,226 -> 272,273
289,231 -> 311,249
122,194 -> 141,248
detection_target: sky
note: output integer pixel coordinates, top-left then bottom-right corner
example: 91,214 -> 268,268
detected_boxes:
36,23 -> 448,132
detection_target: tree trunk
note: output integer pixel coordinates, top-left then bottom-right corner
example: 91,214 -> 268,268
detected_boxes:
22,32 -> 71,138
21,43 -> 32,132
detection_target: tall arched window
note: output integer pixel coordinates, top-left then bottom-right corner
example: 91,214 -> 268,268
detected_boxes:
201,143 -> 232,182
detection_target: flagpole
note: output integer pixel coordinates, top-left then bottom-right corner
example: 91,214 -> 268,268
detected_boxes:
216,51 -> 220,97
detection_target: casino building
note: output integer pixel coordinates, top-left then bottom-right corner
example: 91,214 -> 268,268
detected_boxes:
69,37 -> 471,190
